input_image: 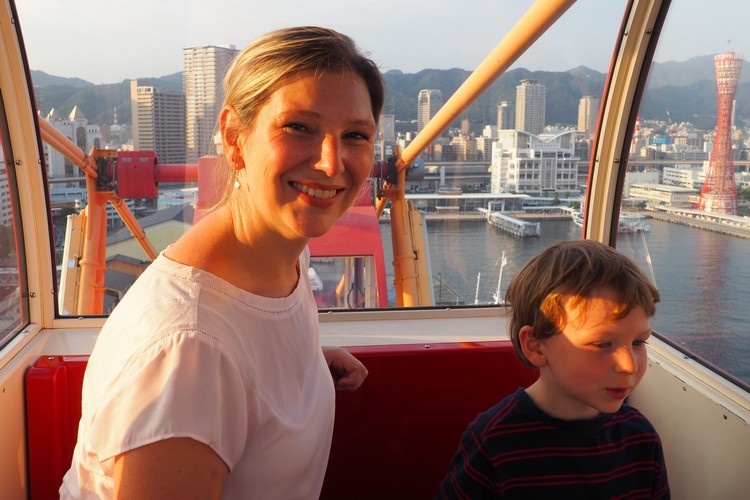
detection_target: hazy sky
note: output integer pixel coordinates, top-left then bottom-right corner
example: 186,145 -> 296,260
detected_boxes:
14,0 -> 749,85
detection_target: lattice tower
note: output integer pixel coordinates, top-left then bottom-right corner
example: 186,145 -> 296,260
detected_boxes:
698,52 -> 743,214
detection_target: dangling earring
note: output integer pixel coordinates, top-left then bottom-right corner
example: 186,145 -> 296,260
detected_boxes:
233,170 -> 241,189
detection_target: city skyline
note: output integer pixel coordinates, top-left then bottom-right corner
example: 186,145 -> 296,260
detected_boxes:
15,0 -> 748,85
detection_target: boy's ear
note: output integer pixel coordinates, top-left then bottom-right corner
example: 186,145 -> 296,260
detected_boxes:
519,325 -> 547,368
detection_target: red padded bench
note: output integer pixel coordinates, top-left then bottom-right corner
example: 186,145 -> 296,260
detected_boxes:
25,355 -> 88,500
25,341 -> 536,499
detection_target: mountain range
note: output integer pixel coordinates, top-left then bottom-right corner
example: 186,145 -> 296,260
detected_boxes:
30,54 -> 750,132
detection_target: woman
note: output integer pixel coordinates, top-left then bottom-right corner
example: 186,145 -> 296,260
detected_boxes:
60,26 -> 383,498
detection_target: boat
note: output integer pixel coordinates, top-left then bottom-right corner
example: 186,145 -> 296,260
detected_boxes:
1,1 -> 750,499
572,211 -> 650,233
619,217 -> 651,234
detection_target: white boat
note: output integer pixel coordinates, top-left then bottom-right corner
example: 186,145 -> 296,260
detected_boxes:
572,211 -> 650,233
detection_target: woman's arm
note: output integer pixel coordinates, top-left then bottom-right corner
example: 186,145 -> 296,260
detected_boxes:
114,437 -> 228,499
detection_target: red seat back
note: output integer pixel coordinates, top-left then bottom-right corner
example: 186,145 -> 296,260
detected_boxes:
25,341 -> 536,499
25,355 -> 88,500
321,341 -> 538,499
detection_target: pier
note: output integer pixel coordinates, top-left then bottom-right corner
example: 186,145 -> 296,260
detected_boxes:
486,212 -> 541,237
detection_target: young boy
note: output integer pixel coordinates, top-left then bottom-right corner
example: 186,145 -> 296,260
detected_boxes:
437,240 -> 670,499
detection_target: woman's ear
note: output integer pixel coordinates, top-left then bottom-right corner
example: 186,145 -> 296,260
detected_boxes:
220,106 -> 244,170
519,325 -> 547,368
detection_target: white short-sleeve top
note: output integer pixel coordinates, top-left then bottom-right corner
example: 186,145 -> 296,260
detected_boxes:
60,247 -> 335,499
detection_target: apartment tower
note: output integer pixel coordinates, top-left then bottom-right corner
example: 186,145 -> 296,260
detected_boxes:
183,45 -> 239,163
577,95 -> 600,139
417,89 -> 443,132
130,80 -> 186,164
515,79 -> 545,135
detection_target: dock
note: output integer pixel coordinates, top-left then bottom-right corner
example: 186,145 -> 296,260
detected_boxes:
486,212 -> 541,237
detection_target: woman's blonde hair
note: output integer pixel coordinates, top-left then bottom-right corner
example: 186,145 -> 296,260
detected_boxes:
504,240 -> 660,368
224,26 -> 384,131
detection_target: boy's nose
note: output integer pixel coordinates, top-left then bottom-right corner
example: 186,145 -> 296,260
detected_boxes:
614,347 -> 637,374
314,135 -> 345,177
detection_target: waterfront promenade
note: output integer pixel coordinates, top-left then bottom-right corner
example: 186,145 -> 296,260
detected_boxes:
420,211 -> 570,222
417,207 -> 750,240
647,210 -> 750,240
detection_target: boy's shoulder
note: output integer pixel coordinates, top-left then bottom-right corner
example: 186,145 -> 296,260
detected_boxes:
470,389 -> 660,441
607,403 -> 660,435
470,387 -> 535,434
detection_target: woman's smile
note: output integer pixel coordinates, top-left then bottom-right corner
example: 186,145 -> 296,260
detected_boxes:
291,181 -> 340,200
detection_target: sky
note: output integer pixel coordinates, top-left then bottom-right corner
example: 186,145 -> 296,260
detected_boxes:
13,0 -> 750,85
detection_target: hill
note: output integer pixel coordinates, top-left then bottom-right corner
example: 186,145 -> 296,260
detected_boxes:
32,72 -> 183,126
30,54 -> 750,131
381,65 -> 606,127
31,70 -> 94,89
643,55 -> 750,127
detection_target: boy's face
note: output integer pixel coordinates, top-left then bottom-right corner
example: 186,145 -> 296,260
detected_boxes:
525,286 -> 652,420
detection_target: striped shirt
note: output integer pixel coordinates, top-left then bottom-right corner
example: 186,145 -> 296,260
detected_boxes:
437,388 -> 670,499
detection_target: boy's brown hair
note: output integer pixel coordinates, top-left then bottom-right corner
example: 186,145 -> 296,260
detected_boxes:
505,240 -> 660,368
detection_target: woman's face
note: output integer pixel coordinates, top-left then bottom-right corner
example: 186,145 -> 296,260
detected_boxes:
232,69 -> 376,241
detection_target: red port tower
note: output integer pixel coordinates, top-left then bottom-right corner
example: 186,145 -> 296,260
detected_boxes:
698,52 -> 744,214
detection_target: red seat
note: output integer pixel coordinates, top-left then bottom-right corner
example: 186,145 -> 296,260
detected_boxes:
25,341 -> 536,499
25,355 -> 88,500
321,341 -> 537,499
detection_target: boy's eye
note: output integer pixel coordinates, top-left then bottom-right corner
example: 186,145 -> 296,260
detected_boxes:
633,339 -> 649,347
345,131 -> 370,141
593,342 -> 612,349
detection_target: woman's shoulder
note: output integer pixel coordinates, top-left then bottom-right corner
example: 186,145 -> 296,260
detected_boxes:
95,256 -> 230,361
108,254 -> 202,317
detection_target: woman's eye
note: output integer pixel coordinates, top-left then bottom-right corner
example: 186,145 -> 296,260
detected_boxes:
284,122 -> 308,132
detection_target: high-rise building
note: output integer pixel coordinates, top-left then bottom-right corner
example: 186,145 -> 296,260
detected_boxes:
377,114 -> 396,160
417,89 -> 444,160
577,96 -> 600,139
183,45 -> 239,163
379,114 -> 396,143
699,51 -> 743,215
0,163 -> 11,227
515,79 -> 545,135
497,101 -> 514,130
130,80 -> 186,164
417,89 -> 443,132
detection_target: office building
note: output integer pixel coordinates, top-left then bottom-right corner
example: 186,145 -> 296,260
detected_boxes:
497,101 -> 514,130
491,129 -> 580,195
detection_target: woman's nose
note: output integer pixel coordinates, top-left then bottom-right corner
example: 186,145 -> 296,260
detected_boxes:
314,134 -> 344,177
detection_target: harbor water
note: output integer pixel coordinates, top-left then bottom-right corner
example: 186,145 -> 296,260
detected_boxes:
380,217 -> 750,386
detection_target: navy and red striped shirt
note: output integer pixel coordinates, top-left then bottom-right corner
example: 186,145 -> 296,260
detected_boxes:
437,388 -> 670,499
